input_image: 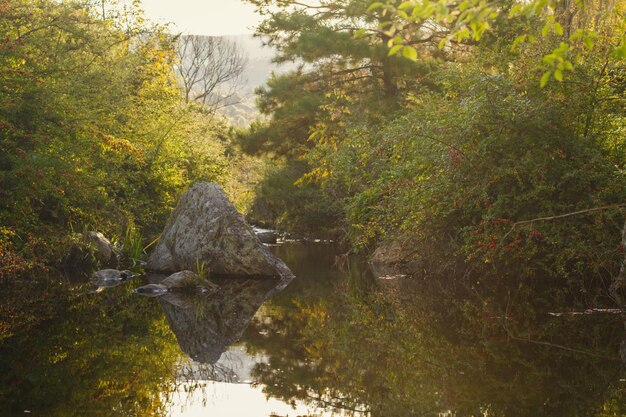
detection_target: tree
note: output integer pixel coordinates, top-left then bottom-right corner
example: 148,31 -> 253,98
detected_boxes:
246,0 -> 446,98
368,0 -> 626,85
238,0 -> 450,233
241,0 -> 625,287
0,0 -> 234,269
175,35 -> 247,111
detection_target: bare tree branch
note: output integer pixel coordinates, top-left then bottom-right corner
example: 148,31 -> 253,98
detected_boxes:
175,35 -> 248,112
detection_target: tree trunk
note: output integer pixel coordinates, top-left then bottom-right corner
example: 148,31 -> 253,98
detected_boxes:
610,219 -> 626,304
381,56 -> 398,97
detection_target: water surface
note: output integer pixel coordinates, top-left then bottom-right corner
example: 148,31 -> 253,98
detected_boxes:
0,242 -> 624,416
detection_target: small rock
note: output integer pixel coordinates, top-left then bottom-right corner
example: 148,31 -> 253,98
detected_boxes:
89,269 -> 135,293
253,227 -> 278,244
133,270 -> 219,298
161,270 -> 219,292
133,283 -> 170,297
91,269 -> 134,282
84,231 -> 113,263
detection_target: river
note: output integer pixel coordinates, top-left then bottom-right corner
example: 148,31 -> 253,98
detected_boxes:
0,241 -> 624,416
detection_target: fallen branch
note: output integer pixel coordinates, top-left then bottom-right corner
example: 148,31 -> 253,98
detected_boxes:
548,308 -> 626,316
500,203 -> 626,245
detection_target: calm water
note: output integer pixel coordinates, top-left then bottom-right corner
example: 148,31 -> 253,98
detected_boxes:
0,242 -> 625,416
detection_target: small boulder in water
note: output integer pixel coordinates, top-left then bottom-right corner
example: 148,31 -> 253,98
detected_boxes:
133,283 -> 170,297
84,231 -> 113,263
66,231 -> 114,267
133,270 -> 219,298
89,269 -> 136,293
91,269 -> 135,284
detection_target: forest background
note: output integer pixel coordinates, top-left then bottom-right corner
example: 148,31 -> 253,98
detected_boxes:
0,0 -> 625,305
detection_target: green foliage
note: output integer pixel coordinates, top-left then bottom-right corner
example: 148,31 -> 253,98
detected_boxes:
309,64 -> 625,283
0,226 -> 40,279
376,0 -> 626,85
239,0 -> 448,236
195,259 -> 208,279
122,222 -> 145,264
244,0 -> 626,287
239,72 -> 325,157
247,159 -> 343,237
243,0 -> 444,133
0,0 -> 235,269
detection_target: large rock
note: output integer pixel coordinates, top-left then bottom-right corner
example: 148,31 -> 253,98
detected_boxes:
147,183 -> 294,278
369,239 -> 423,278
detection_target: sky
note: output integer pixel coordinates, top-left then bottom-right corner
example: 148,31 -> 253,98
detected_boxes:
134,0 -> 263,36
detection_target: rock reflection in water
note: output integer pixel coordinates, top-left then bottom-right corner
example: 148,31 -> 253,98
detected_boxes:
148,273 -> 293,365
176,346 -> 265,384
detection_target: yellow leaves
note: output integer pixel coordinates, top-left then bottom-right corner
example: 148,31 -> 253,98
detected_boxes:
367,2 -> 385,12
554,22 -> 564,36
294,299 -> 330,327
354,28 -> 368,39
386,31 -> 418,61
377,0 -> 501,51
388,44 -> 404,56
403,45 -> 418,61
0,226 -> 16,239
508,4 -> 523,18
540,42 -> 573,86
99,133 -> 145,164
540,71 -> 552,87
553,69 -> 563,81
398,1 -> 414,12
376,0 -> 625,89
296,165 -> 332,186
49,350 -> 68,364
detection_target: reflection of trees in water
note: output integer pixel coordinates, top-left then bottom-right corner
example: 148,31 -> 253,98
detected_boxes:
176,360 -> 238,383
166,361 -> 236,412
0,276 -> 279,416
4,243 -> 623,416
242,261 -> 626,417
0,278 -> 180,417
